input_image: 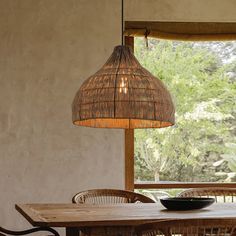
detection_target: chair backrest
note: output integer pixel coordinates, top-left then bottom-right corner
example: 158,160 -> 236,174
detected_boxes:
178,187 -> 236,203
0,227 -> 59,236
136,219 -> 236,236
72,189 -> 155,204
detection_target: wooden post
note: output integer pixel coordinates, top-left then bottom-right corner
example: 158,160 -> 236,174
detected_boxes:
124,36 -> 134,191
125,129 -> 134,191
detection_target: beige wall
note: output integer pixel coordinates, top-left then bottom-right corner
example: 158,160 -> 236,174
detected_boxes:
0,0 -> 123,230
127,0 -> 236,22
0,0 -> 236,232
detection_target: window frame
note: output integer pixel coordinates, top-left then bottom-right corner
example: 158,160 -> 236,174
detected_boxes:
124,35 -> 236,191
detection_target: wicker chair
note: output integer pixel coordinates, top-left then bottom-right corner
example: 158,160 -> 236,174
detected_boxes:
0,226 -> 59,236
136,219 -> 236,236
178,188 -> 236,203
72,189 -> 154,236
72,189 -> 155,204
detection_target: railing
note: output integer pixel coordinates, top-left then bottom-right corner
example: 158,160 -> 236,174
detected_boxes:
135,182 -> 236,189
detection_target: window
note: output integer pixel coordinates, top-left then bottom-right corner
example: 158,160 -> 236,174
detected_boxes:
132,38 -> 236,190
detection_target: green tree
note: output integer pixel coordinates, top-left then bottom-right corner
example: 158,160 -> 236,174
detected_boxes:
134,38 -> 236,183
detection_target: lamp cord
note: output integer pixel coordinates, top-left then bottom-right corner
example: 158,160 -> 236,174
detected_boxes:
121,0 -> 124,45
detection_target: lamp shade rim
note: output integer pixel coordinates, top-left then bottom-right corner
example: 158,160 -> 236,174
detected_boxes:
73,118 -> 175,129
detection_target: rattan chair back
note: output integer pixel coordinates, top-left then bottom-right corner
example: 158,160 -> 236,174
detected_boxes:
72,189 -> 154,236
178,187 -> 236,203
136,219 -> 236,236
72,189 -> 155,204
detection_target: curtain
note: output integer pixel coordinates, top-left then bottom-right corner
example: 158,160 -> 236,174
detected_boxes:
125,21 -> 236,41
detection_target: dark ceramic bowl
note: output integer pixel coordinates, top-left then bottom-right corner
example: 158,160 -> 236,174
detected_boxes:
160,197 -> 215,211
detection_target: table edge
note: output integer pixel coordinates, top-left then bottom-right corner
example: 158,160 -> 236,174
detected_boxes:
15,204 -> 50,227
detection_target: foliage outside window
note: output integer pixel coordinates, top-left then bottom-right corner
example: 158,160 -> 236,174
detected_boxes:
134,38 -> 236,183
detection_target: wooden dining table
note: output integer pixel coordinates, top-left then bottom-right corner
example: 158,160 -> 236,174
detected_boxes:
16,203 -> 236,236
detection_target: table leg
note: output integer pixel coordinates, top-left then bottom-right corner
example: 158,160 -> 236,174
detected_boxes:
66,227 -> 79,236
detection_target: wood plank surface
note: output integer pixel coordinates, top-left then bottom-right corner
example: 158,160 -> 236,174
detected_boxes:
16,203 -> 236,227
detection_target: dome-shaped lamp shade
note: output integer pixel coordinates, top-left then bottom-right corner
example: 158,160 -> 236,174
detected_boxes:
72,45 -> 175,129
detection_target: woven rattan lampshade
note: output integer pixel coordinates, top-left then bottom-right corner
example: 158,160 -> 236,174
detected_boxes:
72,45 -> 175,129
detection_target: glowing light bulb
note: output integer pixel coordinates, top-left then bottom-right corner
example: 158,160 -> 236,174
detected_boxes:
119,77 -> 128,94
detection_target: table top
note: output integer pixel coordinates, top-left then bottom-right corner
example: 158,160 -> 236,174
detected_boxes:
15,203 -> 236,227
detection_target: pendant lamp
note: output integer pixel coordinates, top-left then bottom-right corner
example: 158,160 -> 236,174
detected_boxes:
72,0 -> 175,129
